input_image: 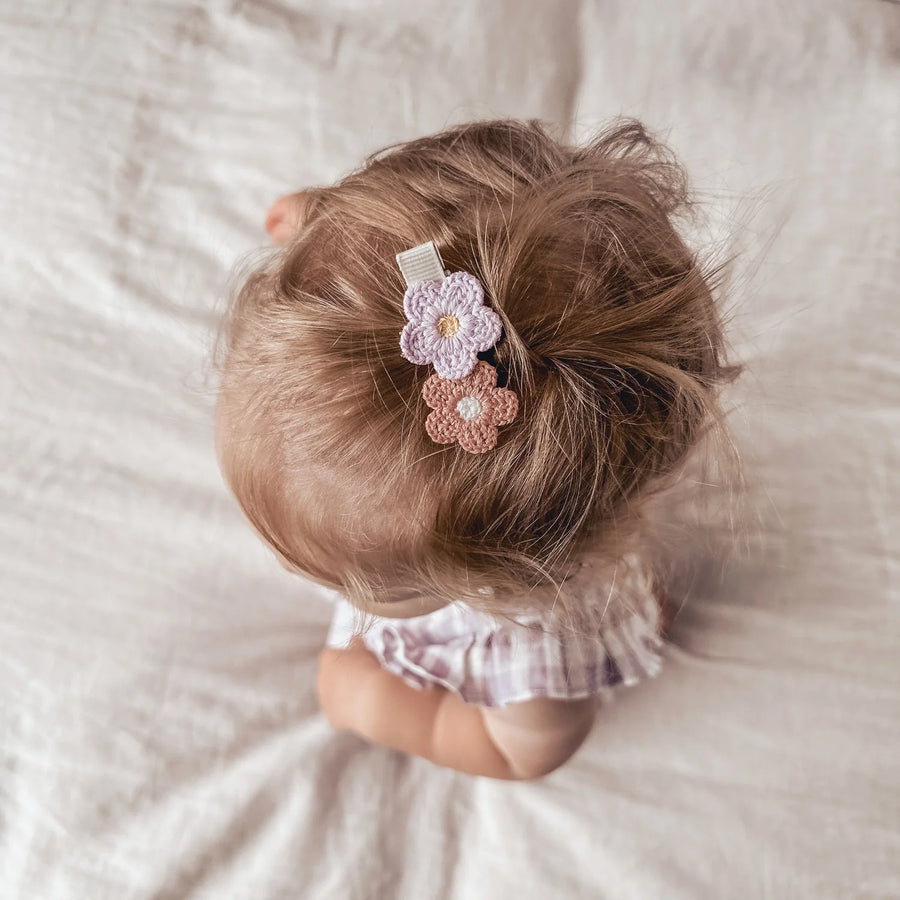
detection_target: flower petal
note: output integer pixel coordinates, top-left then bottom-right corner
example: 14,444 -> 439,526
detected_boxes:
400,322 -> 440,365
468,360 -> 498,392
465,306 -> 503,351
425,408 -> 462,444
456,419 -> 498,454
431,339 -> 480,380
421,373 -> 465,408
403,281 -> 442,321
486,387 -> 519,426
440,271 -> 484,315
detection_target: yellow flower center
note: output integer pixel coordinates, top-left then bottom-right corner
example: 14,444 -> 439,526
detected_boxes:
437,315 -> 460,337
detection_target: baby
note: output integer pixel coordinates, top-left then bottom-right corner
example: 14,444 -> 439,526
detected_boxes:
216,119 -> 734,780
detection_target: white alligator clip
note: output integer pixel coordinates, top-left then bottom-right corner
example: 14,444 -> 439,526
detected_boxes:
395,240 -> 447,286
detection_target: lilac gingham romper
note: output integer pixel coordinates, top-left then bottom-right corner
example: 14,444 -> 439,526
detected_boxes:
326,553 -> 664,708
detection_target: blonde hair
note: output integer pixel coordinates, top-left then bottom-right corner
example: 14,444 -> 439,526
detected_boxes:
217,119 -> 737,616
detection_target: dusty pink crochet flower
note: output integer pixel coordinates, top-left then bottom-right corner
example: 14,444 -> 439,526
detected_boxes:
400,271 -> 502,379
422,361 -> 518,454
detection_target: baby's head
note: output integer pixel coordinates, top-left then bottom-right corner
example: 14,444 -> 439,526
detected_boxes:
216,119 -> 733,617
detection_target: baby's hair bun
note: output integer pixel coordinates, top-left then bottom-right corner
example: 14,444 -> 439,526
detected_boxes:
217,119 -> 735,616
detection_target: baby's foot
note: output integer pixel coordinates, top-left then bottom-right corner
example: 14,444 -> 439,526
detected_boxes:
264,190 -> 320,244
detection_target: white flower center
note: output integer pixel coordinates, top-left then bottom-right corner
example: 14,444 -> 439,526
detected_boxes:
456,396 -> 482,421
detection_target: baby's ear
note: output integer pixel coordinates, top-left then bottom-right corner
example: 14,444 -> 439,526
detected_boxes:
265,191 -> 317,244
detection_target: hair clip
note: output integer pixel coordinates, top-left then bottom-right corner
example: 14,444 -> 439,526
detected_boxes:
396,242 -> 518,453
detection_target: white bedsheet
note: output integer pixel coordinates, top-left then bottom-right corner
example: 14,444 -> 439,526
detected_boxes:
1,2 -> 898,898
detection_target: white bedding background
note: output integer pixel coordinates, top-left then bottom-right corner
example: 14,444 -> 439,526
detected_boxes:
2,2 -> 898,898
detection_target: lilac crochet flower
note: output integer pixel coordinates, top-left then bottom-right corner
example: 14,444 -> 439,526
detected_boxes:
399,271 -> 502,380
